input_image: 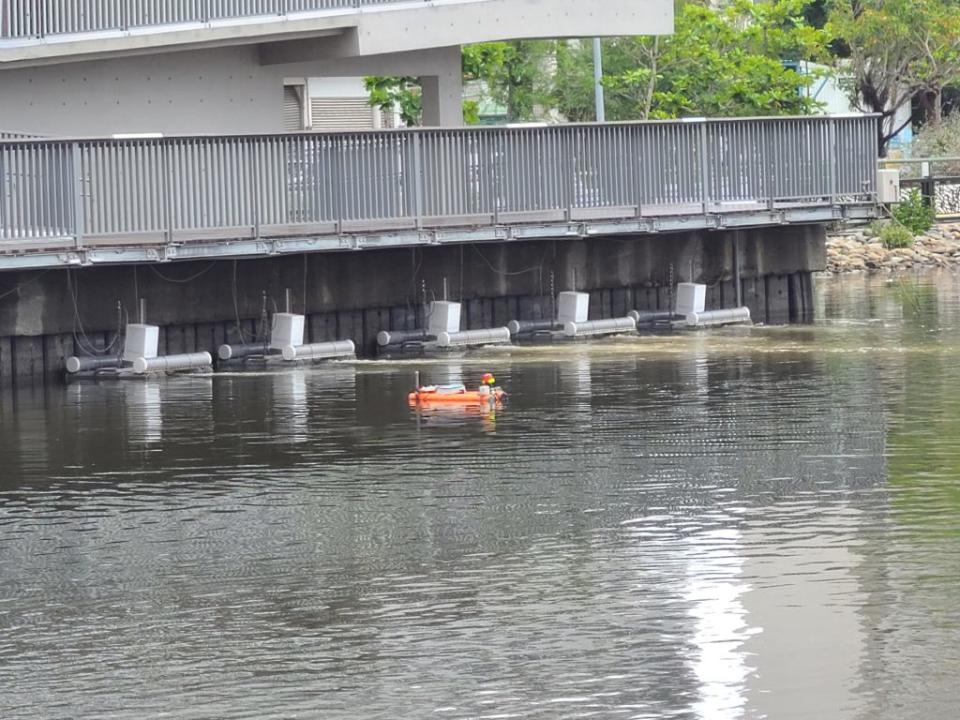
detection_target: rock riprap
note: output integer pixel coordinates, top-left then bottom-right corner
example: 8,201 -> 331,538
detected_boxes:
826,223 -> 960,273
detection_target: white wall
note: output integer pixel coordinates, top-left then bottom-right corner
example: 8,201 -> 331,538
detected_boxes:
0,45 -> 462,135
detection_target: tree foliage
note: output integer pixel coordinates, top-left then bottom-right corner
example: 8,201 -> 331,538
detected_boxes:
555,0 -> 826,122
826,0 -> 960,152
365,41 -> 554,126
367,1 -> 841,127
363,76 -> 422,126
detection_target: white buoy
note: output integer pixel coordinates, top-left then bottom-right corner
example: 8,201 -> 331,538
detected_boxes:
563,317 -> 637,338
132,352 -> 212,375
686,307 -> 751,328
281,340 -> 356,362
436,328 -> 511,348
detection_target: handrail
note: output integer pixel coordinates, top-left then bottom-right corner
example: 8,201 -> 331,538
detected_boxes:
0,116 -> 879,249
0,0 -> 427,40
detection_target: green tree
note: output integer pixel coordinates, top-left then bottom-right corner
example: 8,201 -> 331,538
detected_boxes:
555,0 -> 826,122
826,0 -> 960,152
363,76 -> 422,127
365,40 -> 554,126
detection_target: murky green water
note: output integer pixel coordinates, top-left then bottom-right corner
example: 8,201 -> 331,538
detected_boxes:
1,272 -> 959,719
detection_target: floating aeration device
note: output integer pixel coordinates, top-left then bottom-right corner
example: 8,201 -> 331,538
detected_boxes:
509,291 -> 639,342
377,299 -> 511,356
217,289 -> 356,368
65,299 -> 212,379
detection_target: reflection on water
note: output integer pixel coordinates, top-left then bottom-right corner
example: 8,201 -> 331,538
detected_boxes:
2,272 -> 960,719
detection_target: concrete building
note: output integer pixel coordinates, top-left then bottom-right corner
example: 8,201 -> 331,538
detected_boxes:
0,0 -> 673,135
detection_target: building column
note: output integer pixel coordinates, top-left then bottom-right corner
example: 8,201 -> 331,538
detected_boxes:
419,46 -> 463,127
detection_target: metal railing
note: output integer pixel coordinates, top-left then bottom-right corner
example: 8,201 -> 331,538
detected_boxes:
879,157 -> 960,218
0,0 -> 419,39
0,116 -> 878,248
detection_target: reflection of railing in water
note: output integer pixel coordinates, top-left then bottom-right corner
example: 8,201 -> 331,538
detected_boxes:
0,116 -> 880,256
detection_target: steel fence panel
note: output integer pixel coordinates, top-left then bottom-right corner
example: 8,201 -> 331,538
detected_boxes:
0,116 -> 880,247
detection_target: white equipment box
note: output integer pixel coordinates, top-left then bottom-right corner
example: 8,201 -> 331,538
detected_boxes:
557,292 -> 589,324
271,313 -> 305,350
123,324 -> 159,362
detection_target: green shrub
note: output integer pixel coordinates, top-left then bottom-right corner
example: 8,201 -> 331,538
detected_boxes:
878,222 -> 914,249
867,219 -> 887,238
892,188 -> 936,235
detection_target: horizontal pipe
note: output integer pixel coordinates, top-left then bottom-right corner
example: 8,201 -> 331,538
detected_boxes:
133,352 -> 212,374
686,308 -> 752,327
377,329 -> 429,347
217,343 -> 272,361
65,356 -> 121,374
437,328 -> 511,348
282,340 -> 356,361
563,317 -> 637,338
628,310 -> 682,325
507,319 -> 562,336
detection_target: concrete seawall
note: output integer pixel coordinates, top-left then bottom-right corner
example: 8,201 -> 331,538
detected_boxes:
0,225 -> 825,384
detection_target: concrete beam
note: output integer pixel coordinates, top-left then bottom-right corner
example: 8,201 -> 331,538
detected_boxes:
0,0 -> 673,69
419,47 -> 463,126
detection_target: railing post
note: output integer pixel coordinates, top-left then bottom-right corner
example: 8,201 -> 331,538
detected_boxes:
71,143 -> 85,250
699,120 -> 711,217
494,132 -> 504,224
761,120 -> 773,210
163,142 -> 174,244
563,127 -> 575,221
411,131 -> 424,229
252,141 -> 262,241
828,118 -> 838,203
333,136 -> 344,234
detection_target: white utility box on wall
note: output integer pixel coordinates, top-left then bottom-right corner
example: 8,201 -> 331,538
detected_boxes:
877,169 -> 901,204
557,292 -> 589,324
271,313 -> 305,350
123,324 -> 159,362
428,301 -> 461,337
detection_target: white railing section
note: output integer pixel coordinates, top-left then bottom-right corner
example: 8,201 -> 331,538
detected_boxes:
0,1 -> 424,39
0,116 -> 879,248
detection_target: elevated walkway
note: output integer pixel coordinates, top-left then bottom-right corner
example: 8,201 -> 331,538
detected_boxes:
0,0 -> 672,67
0,115 -> 879,271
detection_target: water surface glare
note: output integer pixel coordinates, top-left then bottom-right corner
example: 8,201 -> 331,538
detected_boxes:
2,272 -> 960,719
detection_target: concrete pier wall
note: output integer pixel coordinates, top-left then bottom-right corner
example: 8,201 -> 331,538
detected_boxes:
0,225 -> 825,384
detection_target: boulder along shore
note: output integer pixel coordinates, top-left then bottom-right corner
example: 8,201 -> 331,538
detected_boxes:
826,223 -> 960,273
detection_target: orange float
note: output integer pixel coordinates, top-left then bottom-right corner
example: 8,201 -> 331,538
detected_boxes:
407,383 -> 506,407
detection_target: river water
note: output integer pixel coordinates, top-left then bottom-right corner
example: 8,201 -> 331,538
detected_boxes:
1,272 -> 959,719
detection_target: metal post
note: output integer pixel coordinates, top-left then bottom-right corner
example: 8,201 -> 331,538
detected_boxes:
333,137 -> 345,233
827,119 -> 837,203
411,131 -> 424,229
163,142 -> 173,244
71,142 -> 85,250
593,38 -> 605,123
921,160 -> 935,209
699,121 -> 711,217
252,142 -> 262,241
